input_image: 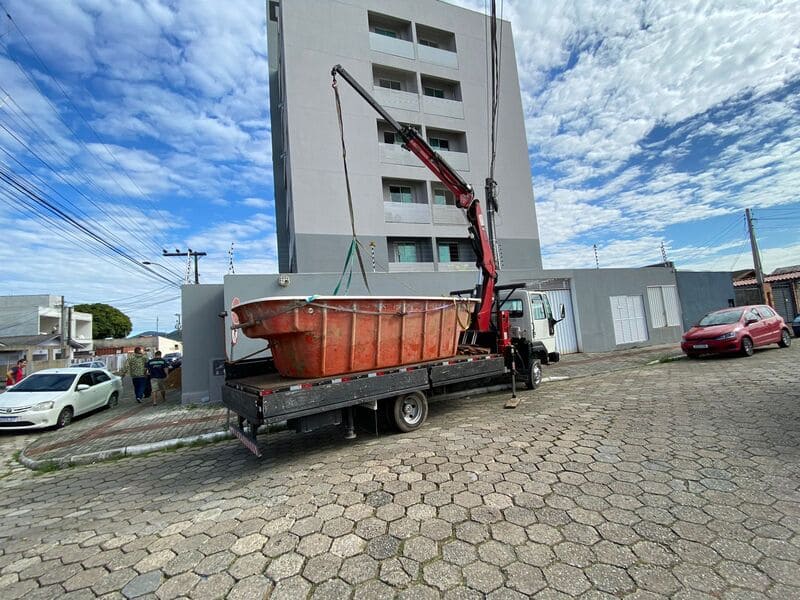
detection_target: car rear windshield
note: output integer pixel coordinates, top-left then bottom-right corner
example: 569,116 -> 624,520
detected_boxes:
9,373 -> 76,392
699,309 -> 743,326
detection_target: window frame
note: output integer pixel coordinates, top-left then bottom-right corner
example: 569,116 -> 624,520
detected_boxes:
388,184 -> 414,203
423,86 -> 445,99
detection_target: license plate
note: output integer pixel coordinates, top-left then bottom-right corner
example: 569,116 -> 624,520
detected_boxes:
693,344 -> 709,349
0,416 -> 18,422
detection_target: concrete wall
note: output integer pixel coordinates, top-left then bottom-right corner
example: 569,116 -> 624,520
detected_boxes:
270,0 -> 542,274
676,271 -> 735,331
181,284 -> 225,404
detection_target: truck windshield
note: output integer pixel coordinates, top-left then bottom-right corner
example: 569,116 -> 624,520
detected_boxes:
499,299 -> 523,318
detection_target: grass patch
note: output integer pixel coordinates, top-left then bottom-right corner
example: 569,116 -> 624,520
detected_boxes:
33,460 -> 63,474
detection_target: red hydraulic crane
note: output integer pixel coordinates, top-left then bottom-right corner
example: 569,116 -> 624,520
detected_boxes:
331,64 -> 498,332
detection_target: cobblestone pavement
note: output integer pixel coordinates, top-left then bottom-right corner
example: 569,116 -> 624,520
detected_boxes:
0,343 -> 798,599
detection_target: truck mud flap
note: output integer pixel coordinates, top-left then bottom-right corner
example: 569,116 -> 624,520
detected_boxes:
229,423 -> 262,457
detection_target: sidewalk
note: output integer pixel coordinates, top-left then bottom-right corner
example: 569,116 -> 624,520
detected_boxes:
16,343 -> 683,470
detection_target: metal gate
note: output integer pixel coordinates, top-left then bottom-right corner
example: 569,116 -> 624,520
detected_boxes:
772,285 -> 796,323
546,289 -> 579,354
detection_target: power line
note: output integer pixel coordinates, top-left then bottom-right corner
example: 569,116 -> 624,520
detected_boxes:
0,0 -> 173,254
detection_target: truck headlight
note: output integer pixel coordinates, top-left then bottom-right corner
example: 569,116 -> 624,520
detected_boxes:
31,401 -> 55,411
714,331 -> 737,341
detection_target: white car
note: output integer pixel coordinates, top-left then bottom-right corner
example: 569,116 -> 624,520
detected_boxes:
70,360 -> 107,369
0,368 -> 122,430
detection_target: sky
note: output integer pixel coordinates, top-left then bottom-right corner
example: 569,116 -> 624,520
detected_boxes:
0,0 -> 798,335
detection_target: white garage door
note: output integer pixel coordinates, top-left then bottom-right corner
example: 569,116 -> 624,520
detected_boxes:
610,295 -> 648,344
546,289 -> 578,354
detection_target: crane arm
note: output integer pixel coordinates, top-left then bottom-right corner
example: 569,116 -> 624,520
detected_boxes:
331,64 -> 497,331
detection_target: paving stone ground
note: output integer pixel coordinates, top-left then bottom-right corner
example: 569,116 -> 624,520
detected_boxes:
0,342 -> 798,599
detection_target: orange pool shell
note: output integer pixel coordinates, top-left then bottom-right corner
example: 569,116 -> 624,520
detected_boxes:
232,295 -> 477,378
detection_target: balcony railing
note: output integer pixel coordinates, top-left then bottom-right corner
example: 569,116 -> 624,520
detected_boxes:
384,201 -> 431,224
418,45 -> 458,69
373,87 -> 420,113
437,149 -> 469,171
379,143 -> 423,167
388,261 -> 435,272
432,205 -> 467,225
422,96 -> 464,119
438,262 -> 475,272
369,32 -> 415,59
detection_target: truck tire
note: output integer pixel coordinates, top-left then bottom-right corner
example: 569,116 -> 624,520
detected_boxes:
393,391 -> 428,432
526,359 -> 542,390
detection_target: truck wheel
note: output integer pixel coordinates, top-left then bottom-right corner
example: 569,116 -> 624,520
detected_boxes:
393,392 -> 428,432
526,359 -> 542,390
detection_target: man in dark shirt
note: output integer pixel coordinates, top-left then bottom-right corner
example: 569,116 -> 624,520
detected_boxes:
146,351 -> 169,406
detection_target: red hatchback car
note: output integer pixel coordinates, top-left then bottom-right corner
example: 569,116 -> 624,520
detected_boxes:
682,305 -> 792,358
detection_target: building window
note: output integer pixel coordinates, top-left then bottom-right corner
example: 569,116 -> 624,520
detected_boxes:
396,243 -> 417,262
433,188 -> 455,206
424,86 -> 445,99
374,27 -> 398,38
378,78 -> 402,91
419,38 -> 439,48
389,185 -> 413,203
646,285 -> 681,328
384,131 -> 399,145
429,137 -> 450,151
437,242 -> 459,262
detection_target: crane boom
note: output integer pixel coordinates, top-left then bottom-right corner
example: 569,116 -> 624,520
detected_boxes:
331,64 -> 497,332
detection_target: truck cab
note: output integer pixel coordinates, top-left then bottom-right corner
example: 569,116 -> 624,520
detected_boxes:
500,289 -> 562,364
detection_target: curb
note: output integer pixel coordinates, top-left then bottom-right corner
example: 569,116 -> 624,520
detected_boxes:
19,430 -> 231,471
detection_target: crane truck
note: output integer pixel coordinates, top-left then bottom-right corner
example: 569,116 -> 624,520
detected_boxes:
221,65 -> 562,457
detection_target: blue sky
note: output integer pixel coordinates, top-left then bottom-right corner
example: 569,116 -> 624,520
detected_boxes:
0,0 -> 799,334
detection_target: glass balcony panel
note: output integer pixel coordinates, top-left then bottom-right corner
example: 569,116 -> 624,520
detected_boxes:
418,44 -> 458,68
388,262 -> 435,272
384,202 -> 431,224
369,32 -> 415,59
432,205 -> 467,225
379,143 -> 423,167
423,96 -> 464,119
374,87 -> 420,112
437,149 -> 469,171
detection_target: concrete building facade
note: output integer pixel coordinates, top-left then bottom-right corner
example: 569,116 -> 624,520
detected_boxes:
269,0 -> 542,274
0,295 -> 93,353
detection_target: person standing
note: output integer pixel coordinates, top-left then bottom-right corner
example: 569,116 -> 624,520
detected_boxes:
123,346 -> 148,403
146,351 -> 169,407
5,358 -> 27,387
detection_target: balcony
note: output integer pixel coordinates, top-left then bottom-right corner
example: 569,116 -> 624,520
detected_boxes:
379,143 -> 422,167
437,149 -> 469,171
384,201 -> 431,224
422,96 -> 464,119
373,87 -> 419,113
418,44 -> 458,69
433,205 -> 467,225
369,32 -> 415,59
388,262 -> 435,273
438,262 -> 474,272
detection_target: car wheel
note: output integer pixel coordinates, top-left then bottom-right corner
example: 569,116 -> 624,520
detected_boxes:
106,391 -> 119,409
740,336 -> 754,357
392,391 -> 428,433
526,359 -> 543,390
56,407 -> 74,428
778,330 -> 791,348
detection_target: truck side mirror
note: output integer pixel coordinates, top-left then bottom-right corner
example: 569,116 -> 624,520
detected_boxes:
559,304 -> 566,320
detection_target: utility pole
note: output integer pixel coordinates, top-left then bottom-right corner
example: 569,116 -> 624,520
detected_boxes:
162,248 -> 206,284
745,208 -> 766,304
59,295 -> 67,360
593,244 -> 600,269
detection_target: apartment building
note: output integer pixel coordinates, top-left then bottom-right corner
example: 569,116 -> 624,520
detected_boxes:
268,0 -> 542,274
0,295 -> 93,351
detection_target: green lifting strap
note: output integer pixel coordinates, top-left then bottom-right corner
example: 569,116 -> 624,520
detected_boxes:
332,72 -> 370,295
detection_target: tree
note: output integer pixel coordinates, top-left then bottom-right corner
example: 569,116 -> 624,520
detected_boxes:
73,303 -> 132,339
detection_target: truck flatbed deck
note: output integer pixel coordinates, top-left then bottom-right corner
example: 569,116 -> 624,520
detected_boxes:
223,353 -> 507,456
